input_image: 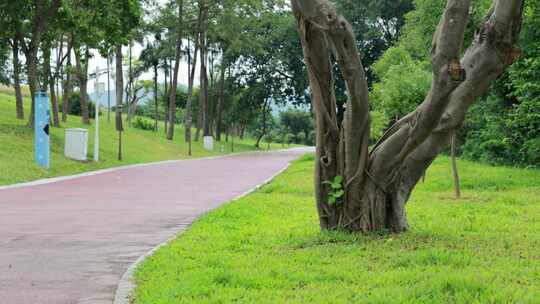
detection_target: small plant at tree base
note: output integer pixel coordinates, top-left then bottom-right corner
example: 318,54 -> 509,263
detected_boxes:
323,176 -> 344,205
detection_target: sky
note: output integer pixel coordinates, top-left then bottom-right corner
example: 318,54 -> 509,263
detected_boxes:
87,42 -> 199,96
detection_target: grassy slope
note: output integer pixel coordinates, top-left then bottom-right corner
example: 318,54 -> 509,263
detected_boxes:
0,89 -> 287,186
134,154 -> 540,303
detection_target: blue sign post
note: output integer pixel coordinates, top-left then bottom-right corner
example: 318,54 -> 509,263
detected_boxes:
35,91 -> 50,168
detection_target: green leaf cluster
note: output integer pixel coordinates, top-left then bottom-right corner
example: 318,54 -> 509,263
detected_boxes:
323,176 -> 345,206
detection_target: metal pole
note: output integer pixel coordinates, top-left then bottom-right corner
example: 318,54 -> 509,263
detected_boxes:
107,54 -> 111,123
94,66 -> 100,162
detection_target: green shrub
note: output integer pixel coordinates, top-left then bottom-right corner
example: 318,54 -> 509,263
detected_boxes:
133,117 -> 155,131
371,61 -> 431,124
523,138 -> 540,166
307,130 -> 316,146
60,92 -> 100,118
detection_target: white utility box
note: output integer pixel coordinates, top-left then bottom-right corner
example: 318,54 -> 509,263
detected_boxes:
203,136 -> 214,151
65,128 -> 88,161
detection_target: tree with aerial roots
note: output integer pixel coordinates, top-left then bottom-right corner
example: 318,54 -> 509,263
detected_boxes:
291,0 -> 525,233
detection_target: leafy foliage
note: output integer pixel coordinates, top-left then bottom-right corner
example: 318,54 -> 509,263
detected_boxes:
0,43 -> 9,85
133,117 -> 155,131
62,92 -> 100,118
323,175 -> 344,205
372,0 -> 539,167
333,0 -> 414,86
279,108 -> 313,143
461,0 -> 540,167
371,46 -> 431,124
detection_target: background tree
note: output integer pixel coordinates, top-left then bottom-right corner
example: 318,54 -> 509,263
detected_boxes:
332,0 -> 414,87
166,0 -> 184,140
279,108 -> 313,145
98,0 -> 143,160
14,0 -> 62,126
0,1 -> 29,119
139,38 -> 162,132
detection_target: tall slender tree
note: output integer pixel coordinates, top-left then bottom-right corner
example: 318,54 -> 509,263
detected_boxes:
185,37 -> 199,155
14,0 -> 62,126
10,38 -> 24,120
167,0 -> 184,141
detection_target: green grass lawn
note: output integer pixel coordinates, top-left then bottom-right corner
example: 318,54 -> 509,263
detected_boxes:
134,154 -> 540,303
0,89 -> 289,186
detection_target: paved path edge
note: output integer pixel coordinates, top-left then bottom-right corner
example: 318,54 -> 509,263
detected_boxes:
0,150 -> 290,191
112,160 -> 295,304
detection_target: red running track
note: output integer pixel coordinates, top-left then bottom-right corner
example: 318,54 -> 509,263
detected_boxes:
0,149 -> 310,304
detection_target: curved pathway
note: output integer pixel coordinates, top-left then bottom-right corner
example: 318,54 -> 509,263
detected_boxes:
0,148 -> 311,304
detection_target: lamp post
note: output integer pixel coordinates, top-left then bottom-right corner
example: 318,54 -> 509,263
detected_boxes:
107,54 -> 111,123
90,66 -> 109,162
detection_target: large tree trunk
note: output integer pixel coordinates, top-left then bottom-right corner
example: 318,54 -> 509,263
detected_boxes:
199,5 -> 211,137
62,42 -> 73,123
52,38 -> 65,127
167,42 -> 182,140
292,0 -> 524,233
128,92 -> 137,122
43,43 -> 60,128
167,0 -> 183,141
215,58 -> 226,142
255,99 -> 269,149
18,0 -> 62,127
164,61 -> 169,133
49,60 -> 60,127
26,51 -> 38,127
74,47 -> 90,125
185,38 -> 199,155
115,46 -> 125,161
11,38 -> 24,120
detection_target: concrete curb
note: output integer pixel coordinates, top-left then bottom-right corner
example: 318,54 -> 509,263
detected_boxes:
112,159 -> 296,304
0,148 -> 310,191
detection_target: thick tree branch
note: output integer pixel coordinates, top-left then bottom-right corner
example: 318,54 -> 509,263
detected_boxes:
399,0 -> 525,195
292,0 -> 341,229
369,0 -> 471,185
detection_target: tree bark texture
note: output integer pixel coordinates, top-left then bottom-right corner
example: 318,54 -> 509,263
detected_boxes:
115,46 -> 125,161
17,0 -> 62,127
215,57 -> 227,142
255,99 -> 270,149
11,38 -> 24,120
25,51 -> 38,127
74,47 -> 90,125
200,42 -> 210,137
62,42 -> 73,123
292,0 -> 524,233
185,37 -> 199,155
199,4 -> 211,137
451,132 -> 461,199
43,43 -> 60,127
167,0 -> 184,141
167,39 -> 182,140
